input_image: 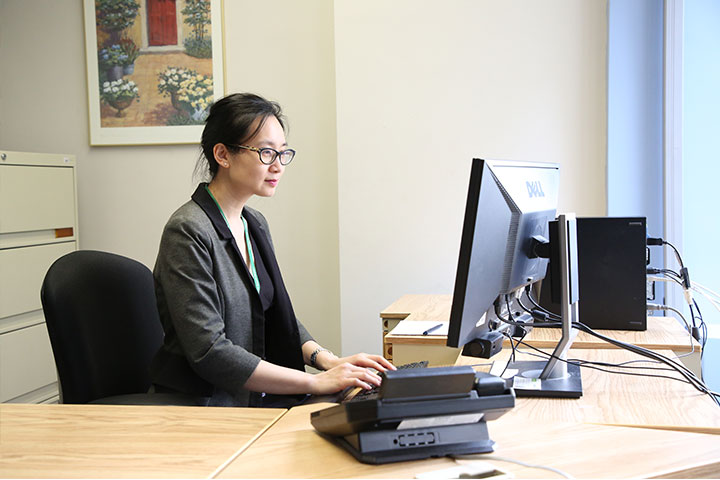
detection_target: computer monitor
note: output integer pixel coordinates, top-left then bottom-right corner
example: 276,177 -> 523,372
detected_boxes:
447,158 -> 582,398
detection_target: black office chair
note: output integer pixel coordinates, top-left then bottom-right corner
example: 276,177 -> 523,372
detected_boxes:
41,250 -> 197,405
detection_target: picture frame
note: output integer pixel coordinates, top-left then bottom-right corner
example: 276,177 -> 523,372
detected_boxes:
83,0 -> 225,146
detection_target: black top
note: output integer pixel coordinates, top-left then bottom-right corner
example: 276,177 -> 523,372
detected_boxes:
249,227 -> 275,313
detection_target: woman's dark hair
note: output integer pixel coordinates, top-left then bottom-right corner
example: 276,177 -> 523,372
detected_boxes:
196,93 -> 286,179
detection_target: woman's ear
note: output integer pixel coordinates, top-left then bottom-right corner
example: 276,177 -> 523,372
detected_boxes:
213,143 -> 230,168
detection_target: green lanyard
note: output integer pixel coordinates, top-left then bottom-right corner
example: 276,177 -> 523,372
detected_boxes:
205,186 -> 261,293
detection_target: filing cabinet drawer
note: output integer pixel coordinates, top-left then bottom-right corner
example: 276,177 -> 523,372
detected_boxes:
0,152 -> 75,404
0,242 -> 76,318
0,322 -> 57,402
0,164 -> 76,234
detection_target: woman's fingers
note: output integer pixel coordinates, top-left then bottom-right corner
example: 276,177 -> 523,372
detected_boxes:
363,355 -> 396,372
341,353 -> 396,372
310,362 -> 385,395
338,363 -> 382,387
350,378 -> 373,390
361,369 -> 382,386
375,355 -> 396,370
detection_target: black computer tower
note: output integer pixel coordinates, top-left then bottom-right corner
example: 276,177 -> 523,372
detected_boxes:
539,217 -> 647,331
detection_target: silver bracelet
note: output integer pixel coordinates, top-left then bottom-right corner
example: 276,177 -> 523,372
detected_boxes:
310,347 -> 331,369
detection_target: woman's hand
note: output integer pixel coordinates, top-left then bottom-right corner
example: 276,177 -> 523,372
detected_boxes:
307,362 -> 384,395
316,352 -> 396,373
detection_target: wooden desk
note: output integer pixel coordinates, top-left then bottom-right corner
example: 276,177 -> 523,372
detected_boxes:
382,295 -> 702,374
220,348 -> 720,478
217,403 -> 720,479
0,403 -> 285,478
459,348 -> 720,433
1,371 -> 717,479
216,403 -> 457,479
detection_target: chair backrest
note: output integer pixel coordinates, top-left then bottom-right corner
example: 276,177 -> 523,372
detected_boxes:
41,250 -> 164,404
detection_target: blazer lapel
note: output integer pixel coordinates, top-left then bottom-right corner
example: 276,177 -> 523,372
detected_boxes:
191,184 -> 265,361
191,184 -> 260,297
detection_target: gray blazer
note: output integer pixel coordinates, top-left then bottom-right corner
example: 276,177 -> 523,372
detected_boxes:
150,185 -> 313,406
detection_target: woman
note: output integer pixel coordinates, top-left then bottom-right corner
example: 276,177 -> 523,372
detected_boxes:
150,93 -> 394,407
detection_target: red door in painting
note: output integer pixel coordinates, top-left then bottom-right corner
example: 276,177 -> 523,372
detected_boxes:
148,0 -> 178,46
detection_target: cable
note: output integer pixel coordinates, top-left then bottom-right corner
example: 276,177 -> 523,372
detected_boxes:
664,240 -> 685,269
646,241 -> 709,352
646,239 -> 701,336
648,303 -> 691,332
693,286 -> 720,313
523,285 -> 562,320
511,335 -> 707,387
505,296 -> 523,364
572,322 -> 719,406
517,294 -> 561,326
689,303 -> 699,330
572,322 -> 696,380
493,297 -> 562,329
510,343 -> 679,372
498,300 -> 530,377
647,237 -> 684,270
452,455 -> 575,479
508,286 -> 718,404
497,296 -> 525,375
649,237 -> 685,269
647,274 -> 707,347
650,276 -> 720,321
692,298 -> 706,348
521,288 -> 697,363
569,358 -> 682,373
689,284 -> 719,350
502,331 -> 516,364
646,302 -> 697,360
648,267 -> 684,281
663,268 -> 682,279
520,285 -> 569,329
513,288 -> 720,406
692,281 -> 720,301
648,271 -> 684,289
517,294 -> 535,315
496,307 -> 703,385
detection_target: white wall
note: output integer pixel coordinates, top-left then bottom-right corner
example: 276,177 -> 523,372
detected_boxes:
334,0 -> 608,354
223,1 -> 341,353
0,0 -> 608,359
0,0 -> 341,354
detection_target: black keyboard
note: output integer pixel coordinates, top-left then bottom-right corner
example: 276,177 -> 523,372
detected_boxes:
345,361 -> 429,403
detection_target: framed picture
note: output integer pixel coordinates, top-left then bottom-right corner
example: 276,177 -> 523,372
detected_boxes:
83,0 -> 225,146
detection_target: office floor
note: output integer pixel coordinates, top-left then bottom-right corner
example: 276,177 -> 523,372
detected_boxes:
99,52 -> 213,128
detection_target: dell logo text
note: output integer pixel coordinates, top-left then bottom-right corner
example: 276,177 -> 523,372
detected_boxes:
526,181 -> 545,198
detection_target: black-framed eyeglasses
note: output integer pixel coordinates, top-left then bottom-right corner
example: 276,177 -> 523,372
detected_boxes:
228,144 -> 296,166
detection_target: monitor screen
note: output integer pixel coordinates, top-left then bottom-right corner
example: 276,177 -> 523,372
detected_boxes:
447,158 -> 559,353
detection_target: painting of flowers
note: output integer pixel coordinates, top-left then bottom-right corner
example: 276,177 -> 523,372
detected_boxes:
84,0 -> 224,145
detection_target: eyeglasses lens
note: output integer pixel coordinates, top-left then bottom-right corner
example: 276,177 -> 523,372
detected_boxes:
279,150 -> 294,165
259,149 -> 276,164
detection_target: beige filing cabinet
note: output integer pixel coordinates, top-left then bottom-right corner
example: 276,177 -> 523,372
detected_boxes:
0,150 -> 79,403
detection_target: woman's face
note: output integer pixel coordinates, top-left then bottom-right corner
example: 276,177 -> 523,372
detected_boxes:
224,115 -> 287,199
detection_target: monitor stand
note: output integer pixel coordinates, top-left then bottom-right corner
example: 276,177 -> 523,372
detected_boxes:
506,213 -> 583,398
